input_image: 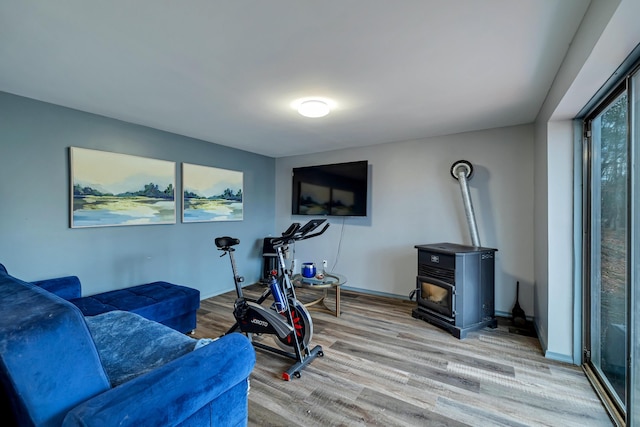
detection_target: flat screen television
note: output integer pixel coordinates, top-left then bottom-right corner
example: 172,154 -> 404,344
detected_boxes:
292,160 -> 368,216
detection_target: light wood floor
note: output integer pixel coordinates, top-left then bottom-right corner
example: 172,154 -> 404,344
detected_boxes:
193,285 -> 612,427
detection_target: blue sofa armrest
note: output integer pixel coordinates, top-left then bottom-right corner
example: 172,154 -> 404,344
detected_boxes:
32,276 -> 82,300
62,333 -> 256,427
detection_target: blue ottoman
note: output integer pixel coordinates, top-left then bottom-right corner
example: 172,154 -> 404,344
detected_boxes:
71,282 -> 200,334
32,275 -> 200,334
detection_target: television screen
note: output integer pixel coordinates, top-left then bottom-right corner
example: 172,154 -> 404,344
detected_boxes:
292,160 -> 368,216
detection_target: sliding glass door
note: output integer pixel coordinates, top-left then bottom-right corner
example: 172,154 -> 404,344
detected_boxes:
631,66 -> 640,427
585,87 -> 628,415
584,63 -> 640,425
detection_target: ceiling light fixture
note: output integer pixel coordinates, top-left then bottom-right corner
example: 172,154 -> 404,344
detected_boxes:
297,99 -> 331,118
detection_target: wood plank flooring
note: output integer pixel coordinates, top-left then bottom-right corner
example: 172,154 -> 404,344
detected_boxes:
193,285 -> 612,426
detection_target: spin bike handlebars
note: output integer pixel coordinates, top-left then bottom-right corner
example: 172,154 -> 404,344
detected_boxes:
270,219 -> 329,246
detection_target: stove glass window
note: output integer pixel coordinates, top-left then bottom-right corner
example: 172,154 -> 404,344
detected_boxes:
418,278 -> 452,317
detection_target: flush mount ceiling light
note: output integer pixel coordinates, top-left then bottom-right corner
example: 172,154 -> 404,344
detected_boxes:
297,99 -> 331,118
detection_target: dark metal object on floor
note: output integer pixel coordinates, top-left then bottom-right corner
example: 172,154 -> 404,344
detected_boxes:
511,281 -> 527,327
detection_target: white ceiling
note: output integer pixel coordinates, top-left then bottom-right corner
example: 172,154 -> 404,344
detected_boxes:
0,0 -> 591,158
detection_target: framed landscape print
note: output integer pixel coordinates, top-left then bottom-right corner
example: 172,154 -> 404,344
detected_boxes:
70,147 -> 176,228
182,163 -> 243,222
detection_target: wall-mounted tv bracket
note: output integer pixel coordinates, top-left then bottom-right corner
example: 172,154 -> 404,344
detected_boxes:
450,160 -> 481,247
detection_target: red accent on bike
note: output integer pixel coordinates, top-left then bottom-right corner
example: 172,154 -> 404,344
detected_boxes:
282,308 -> 304,343
282,372 -> 291,381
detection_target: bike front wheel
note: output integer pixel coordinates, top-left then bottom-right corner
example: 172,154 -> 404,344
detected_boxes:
274,299 -> 313,353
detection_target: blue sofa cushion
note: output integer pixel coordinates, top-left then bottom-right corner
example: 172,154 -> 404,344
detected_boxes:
71,281 -> 200,333
85,310 -> 212,387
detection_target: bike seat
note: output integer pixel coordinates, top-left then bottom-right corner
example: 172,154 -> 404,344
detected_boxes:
215,236 -> 240,249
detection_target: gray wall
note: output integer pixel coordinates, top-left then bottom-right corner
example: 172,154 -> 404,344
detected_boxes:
275,124 -> 535,318
0,92 -> 275,299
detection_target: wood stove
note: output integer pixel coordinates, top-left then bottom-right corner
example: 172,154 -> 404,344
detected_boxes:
412,242 -> 497,339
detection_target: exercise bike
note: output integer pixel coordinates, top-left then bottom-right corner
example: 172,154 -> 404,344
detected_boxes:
215,218 -> 329,380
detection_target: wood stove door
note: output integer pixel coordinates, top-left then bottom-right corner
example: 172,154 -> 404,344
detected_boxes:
416,276 -> 455,320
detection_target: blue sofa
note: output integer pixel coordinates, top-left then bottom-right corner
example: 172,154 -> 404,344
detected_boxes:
0,264 -> 256,427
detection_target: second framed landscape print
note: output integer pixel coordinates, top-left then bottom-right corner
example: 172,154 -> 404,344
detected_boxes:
182,163 -> 243,222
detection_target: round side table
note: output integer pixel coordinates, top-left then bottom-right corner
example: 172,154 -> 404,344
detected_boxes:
291,272 -> 347,317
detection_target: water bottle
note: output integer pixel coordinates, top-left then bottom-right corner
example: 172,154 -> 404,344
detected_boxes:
269,274 -> 286,313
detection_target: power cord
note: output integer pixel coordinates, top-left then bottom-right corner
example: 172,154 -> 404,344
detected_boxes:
331,217 -> 346,271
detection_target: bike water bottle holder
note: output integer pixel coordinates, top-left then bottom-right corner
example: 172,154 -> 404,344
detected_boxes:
269,276 -> 287,313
